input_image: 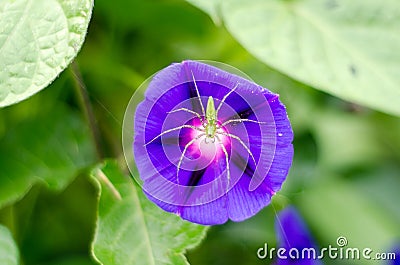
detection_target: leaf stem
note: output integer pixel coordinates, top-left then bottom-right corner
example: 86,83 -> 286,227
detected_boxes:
95,168 -> 122,200
0,205 -> 16,236
70,61 -> 103,160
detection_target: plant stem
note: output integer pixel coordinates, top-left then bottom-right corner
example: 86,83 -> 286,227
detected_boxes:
70,61 -> 103,160
95,168 -> 122,200
0,205 -> 16,236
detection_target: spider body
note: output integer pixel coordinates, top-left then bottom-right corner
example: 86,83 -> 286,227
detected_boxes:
205,96 -> 217,139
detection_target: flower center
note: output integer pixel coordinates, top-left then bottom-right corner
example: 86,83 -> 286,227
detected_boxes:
190,124 -> 228,161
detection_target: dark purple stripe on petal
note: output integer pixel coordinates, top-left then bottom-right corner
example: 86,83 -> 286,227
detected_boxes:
186,81 -> 205,116
235,106 -> 254,119
186,168 -> 207,187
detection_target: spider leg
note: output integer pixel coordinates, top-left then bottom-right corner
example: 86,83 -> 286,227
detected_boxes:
217,132 -> 257,166
167,108 -> 204,125
144,125 -> 204,146
219,118 -> 267,128
215,83 -> 239,117
190,70 -> 206,118
176,133 -> 205,185
215,135 -> 230,193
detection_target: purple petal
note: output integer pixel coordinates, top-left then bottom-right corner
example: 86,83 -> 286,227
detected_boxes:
275,206 -> 322,265
227,169 -> 272,222
133,60 -> 293,225
388,243 -> 400,265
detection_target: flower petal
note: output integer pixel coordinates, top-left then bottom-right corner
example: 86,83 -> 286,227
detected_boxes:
275,206 -> 322,265
133,60 -> 294,225
388,243 -> 400,265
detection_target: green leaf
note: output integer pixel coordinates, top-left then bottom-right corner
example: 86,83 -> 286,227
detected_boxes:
187,0 -> 400,116
298,178 -> 399,257
14,177 -> 98,265
0,0 -> 93,107
91,161 -> 208,265
0,225 -> 20,265
0,107 -> 96,208
312,110 -> 384,170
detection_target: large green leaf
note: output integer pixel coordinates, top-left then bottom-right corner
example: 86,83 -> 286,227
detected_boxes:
312,110 -> 384,170
0,0 -> 93,107
0,225 -> 19,265
298,177 -> 399,260
0,108 -> 96,208
186,0 -> 400,116
91,161 -> 208,265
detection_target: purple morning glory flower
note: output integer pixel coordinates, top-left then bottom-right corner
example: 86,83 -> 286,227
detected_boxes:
388,243 -> 400,265
134,60 -> 293,225
275,206 -> 322,265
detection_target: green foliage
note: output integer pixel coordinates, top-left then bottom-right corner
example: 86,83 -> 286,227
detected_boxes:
91,161 -> 208,265
11,177 -> 97,265
186,0 -> 400,117
299,176 -> 399,252
0,225 -> 19,265
0,0 -> 93,107
0,107 -> 96,208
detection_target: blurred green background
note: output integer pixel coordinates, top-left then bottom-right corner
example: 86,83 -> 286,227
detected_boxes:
1,0 -> 399,264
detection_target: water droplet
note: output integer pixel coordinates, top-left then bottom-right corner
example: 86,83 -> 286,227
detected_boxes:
278,133 -> 283,137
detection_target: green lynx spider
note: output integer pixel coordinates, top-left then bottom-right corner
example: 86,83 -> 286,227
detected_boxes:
145,71 -> 266,186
